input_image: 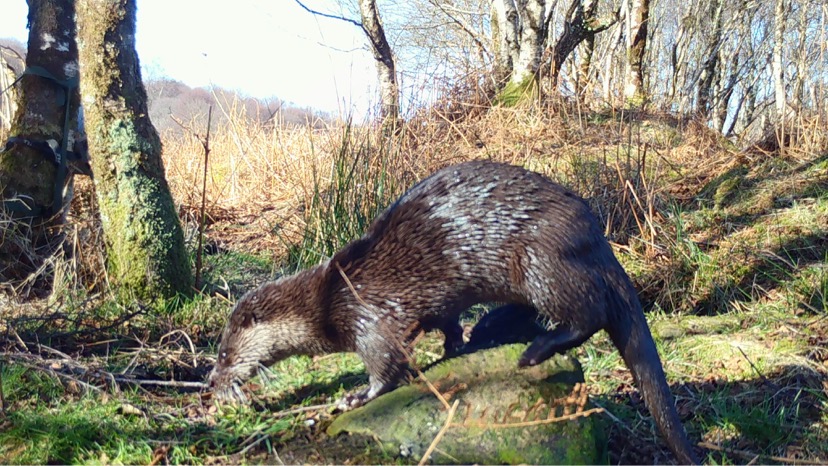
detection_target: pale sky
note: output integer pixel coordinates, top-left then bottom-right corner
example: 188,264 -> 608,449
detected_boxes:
0,0 -> 378,117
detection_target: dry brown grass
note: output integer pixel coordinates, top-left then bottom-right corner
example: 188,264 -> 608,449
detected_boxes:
4,90 -> 826,309
153,96 -> 700,262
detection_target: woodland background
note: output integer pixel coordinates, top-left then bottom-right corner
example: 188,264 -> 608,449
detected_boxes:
0,0 -> 826,463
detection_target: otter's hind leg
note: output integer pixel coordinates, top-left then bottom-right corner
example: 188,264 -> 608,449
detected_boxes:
518,324 -> 598,367
441,320 -> 464,356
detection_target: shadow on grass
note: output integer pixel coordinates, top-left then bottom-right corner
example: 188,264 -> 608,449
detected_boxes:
639,152 -> 828,316
597,364 -> 827,465
690,231 -> 827,315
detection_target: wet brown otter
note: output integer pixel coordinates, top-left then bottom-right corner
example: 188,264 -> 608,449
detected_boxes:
209,160 -> 698,464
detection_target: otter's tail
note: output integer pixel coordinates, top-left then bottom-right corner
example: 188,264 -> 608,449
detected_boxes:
606,277 -> 699,464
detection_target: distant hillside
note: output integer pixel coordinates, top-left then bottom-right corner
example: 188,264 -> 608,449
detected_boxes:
144,78 -> 331,135
0,37 -> 330,135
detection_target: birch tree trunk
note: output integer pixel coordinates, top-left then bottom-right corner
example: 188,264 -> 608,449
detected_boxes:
358,0 -> 399,128
576,34 -> 596,101
695,0 -> 724,117
0,52 -> 18,131
492,0 -> 546,104
491,0 -> 520,85
791,2 -> 808,109
510,0 -> 546,86
623,0 -> 650,106
669,3 -> 695,111
0,0 -> 81,287
602,19 -> 624,104
772,0 -> 787,121
76,0 -> 193,302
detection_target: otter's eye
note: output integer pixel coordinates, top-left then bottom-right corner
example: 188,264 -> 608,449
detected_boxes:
251,295 -> 259,303
220,351 -> 227,361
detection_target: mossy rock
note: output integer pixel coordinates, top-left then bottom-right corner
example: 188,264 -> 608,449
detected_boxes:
327,344 -> 605,464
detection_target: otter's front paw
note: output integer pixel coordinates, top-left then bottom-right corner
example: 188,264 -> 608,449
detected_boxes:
335,389 -> 370,411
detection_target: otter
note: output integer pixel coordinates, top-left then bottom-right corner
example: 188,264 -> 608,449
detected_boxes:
208,161 -> 698,464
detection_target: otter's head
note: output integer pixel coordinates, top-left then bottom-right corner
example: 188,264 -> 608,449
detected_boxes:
208,279 -> 317,403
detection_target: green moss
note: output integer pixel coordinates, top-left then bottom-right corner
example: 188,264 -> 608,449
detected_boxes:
714,176 -> 743,209
94,118 -> 193,303
495,75 -> 538,107
624,92 -> 646,109
328,345 -> 601,464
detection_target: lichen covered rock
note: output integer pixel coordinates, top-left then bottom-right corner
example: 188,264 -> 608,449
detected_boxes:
327,344 -> 605,464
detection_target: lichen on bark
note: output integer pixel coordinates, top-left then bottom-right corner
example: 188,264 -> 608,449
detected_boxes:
76,0 -> 192,302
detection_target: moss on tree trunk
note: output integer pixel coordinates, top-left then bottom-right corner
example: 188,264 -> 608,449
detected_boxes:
76,0 -> 192,302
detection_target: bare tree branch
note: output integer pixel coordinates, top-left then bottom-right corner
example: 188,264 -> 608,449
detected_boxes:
293,0 -> 363,28
429,0 -> 491,58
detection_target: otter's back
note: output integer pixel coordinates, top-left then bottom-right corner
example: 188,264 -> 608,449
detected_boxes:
325,161 -> 617,323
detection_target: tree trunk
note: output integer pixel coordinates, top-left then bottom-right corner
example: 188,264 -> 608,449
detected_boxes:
602,19 -> 624,104
772,0 -> 787,121
695,0 -> 724,117
623,0 -> 650,106
511,0 -> 546,86
76,0 -> 193,302
791,2 -> 808,110
358,0 -> 399,128
492,0 -> 546,105
0,52 -> 19,131
491,0 -> 520,85
576,34 -> 596,101
670,3 -> 697,112
550,0 -> 616,89
712,48 -> 737,132
0,0 -> 81,287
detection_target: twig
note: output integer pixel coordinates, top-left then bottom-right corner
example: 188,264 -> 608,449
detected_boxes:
111,377 -> 207,389
4,349 -> 206,391
734,345 -> 770,384
237,431 -> 272,457
37,343 -> 72,360
0,356 -> 6,417
148,446 -> 169,466
410,353 -> 452,411
590,399 -> 636,435
195,105 -> 213,290
698,441 -> 828,465
9,327 -> 28,351
121,338 -> 147,375
159,329 -> 199,368
15,304 -> 147,341
453,407 -> 604,428
418,399 -> 460,466
13,359 -> 102,393
335,263 -> 370,308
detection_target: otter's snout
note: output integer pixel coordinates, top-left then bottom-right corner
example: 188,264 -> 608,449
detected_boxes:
208,365 -> 248,403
